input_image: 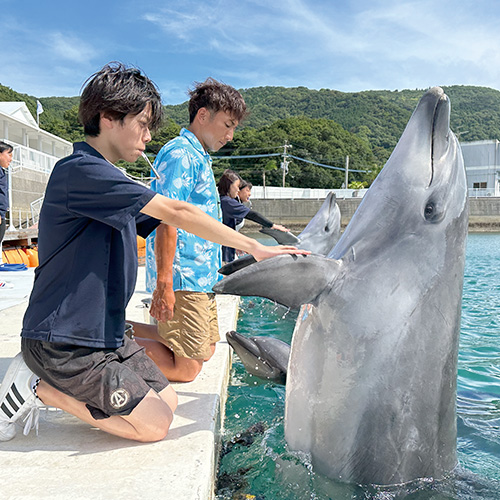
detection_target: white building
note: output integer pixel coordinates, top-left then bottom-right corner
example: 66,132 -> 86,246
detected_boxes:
0,102 -> 72,228
461,140 -> 500,197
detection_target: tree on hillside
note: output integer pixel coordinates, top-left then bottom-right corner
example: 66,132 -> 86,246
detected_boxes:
213,116 -> 378,189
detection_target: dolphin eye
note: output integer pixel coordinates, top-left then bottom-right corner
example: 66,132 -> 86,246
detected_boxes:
424,203 -> 435,218
424,200 -> 444,223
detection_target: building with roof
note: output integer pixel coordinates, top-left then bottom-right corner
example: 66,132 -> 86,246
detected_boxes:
461,140 -> 500,198
0,102 -> 72,230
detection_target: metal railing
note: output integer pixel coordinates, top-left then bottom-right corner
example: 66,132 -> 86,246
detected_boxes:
252,186 -> 500,200
10,142 -> 60,174
468,188 -> 499,198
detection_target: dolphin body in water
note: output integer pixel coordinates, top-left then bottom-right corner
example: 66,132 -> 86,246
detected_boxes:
214,87 -> 469,485
219,192 -> 341,276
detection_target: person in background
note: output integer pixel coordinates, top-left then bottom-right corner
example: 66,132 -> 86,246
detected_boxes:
238,179 -> 252,207
0,141 -> 13,284
218,169 -> 289,263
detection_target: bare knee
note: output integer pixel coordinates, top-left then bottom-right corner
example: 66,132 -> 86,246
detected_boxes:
136,419 -> 172,442
174,357 -> 203,383
203,343 -> 217,362
132,406 -> 174,442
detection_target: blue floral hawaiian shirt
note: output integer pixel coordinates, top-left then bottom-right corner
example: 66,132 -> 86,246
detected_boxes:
145,128 -> 222,293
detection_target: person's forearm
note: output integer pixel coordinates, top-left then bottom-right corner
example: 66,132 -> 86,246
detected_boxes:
143,195 -> 262,256
155,224 -> 176,286
245,209 -> 273,228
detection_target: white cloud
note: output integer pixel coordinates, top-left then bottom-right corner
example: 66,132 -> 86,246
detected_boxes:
47,32 -> 98,64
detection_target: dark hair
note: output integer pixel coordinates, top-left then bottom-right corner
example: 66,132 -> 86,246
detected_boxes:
188,78 -> 247,124
239,179 -> 252,190
217,169 -> 241,196
0,141 -> 13,154
79,62 -> 163,137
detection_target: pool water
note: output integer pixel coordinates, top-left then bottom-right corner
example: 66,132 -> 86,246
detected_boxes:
216,233 -> 500,500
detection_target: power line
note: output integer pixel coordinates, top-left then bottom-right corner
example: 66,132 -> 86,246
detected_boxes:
288,154 -> 367,173
212,149 -> 369,173
212,152 -> 281,160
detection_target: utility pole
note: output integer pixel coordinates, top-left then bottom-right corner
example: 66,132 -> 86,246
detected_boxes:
281,140 -> 291,187
344,155 -> 349,190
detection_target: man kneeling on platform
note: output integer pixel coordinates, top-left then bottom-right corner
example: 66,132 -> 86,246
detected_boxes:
128,78 -> 247,383
0,63 -> 307,443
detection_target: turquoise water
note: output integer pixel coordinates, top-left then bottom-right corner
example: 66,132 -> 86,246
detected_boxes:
216,233 -> 500,500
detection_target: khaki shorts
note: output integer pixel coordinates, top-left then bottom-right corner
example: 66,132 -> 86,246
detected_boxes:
158,291 -> 220,360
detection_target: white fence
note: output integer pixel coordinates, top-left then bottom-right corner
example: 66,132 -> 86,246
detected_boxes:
468,188 -> 499,198
11,142 -> 60,174
253,186 -> 500,200
251,186 -> 368,199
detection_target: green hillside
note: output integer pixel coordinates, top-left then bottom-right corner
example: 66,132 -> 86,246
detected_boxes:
2,82 -> 500,187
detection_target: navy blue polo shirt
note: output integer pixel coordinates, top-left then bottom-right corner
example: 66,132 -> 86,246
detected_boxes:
220,195 -> 250,230
21,142 -> 160,348
0,167 -> 8,218
220,195 -> 250,262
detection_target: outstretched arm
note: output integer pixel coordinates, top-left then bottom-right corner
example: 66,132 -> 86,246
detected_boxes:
245,210 -> 290,233
141,194 -> 308,261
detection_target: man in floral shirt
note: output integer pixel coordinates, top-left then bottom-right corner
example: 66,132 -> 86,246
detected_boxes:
139,79 -> 247,382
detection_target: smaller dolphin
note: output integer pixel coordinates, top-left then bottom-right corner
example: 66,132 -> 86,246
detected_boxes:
219,192 -> 341,276
226,331 -> 290,385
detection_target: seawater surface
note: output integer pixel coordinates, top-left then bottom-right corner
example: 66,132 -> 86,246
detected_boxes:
216,233 -> 500,500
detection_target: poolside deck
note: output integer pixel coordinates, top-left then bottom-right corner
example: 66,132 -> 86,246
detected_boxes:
0,266 -> 237,500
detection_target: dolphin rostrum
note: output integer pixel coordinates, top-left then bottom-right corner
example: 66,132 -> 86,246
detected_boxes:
226,331 -> 290,384
219,192 -> 341,276
214,87 -> 468,485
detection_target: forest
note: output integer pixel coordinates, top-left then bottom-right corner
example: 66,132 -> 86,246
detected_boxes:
2,83 -> 500,188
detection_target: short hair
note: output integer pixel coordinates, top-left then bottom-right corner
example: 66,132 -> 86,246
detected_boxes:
0,141 -> 13,154
239,179 -> 252,190
188,78 -> 247,124
79,62 -> 163,137
217,169 -> 241,196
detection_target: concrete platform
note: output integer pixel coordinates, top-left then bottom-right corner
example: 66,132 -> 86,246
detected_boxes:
0,266 -> 238,500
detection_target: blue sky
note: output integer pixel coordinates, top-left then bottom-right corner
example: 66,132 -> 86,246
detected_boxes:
1,0 -> 499,104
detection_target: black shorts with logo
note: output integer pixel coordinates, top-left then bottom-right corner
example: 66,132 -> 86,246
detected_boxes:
21,335 -> 169,420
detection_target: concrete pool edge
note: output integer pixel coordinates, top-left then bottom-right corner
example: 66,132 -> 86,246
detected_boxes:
0,266 -> 239,500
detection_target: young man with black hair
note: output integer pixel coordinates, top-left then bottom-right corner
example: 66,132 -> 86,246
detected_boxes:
0,64 -> 306,442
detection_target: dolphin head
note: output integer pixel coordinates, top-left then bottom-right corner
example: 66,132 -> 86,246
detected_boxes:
331,86 -> 468,262
297,192 -> 341,254
226,331 -> 289,384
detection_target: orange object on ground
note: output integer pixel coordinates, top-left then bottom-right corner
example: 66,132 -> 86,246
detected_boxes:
23,247 -> 39,267
2,248 -> 29,266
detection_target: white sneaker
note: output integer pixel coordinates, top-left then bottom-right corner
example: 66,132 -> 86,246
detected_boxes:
0,281 -> 14,289
0,353 -> 44,441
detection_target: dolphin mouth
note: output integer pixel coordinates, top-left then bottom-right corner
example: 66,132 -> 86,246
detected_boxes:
429,89 -> 451,188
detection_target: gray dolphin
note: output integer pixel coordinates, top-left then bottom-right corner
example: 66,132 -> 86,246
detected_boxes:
226,331 -> 289,384
219,192 -> 341,276
214,87 -> 468,485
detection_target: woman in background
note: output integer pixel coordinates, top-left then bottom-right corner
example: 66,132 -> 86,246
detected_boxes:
218,169 -> 289,263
